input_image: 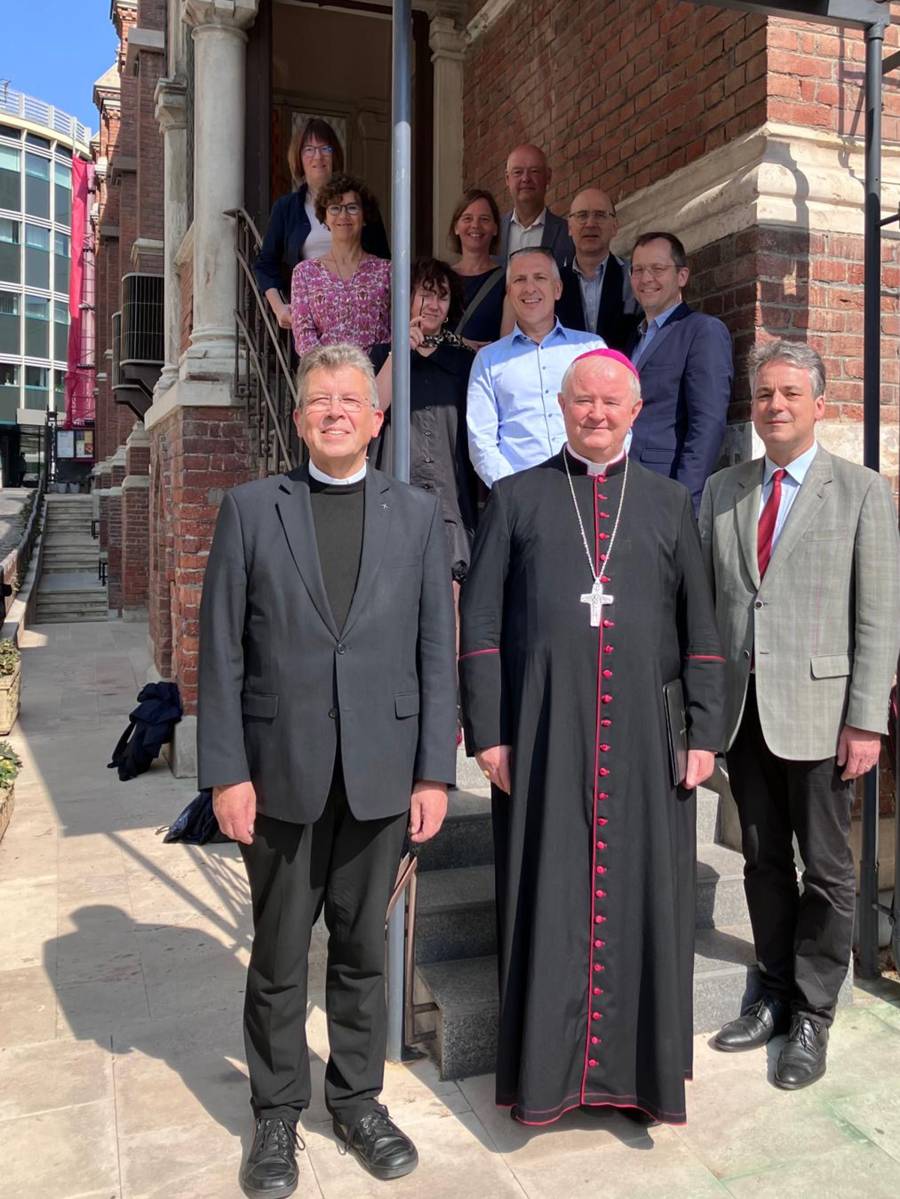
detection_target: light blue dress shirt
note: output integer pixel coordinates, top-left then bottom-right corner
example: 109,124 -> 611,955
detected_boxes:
631,300 -> 682,364
466,320 -> 605,486
759,441 -> 818,550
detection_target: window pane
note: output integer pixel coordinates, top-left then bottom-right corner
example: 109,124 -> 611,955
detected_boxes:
0,289 -> 19,354
0,156 -> 18,211
55,232 -> 71,294
55,232 -> 69,257
54,300 -> 69,359
0,362 -> 18,422
25,224 -> 49,289
0,219 -> 20,283
26,366 -> 48,387
26,134 -> 51,149
25,296 -> 49,356
54,370 -> 66,394
0,124 -> 20,140
25,154 -> 50,219
0,145 -> 19,170
0,364 -> 17,385
54,162 -> 72,225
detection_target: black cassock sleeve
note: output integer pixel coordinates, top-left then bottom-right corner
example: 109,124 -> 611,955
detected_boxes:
674,489 -> 727,752
459,481 -> 511,754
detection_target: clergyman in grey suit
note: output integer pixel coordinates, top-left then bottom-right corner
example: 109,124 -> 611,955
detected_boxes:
699,339 -> 900,1091
198,343 -> 457,1197
498,142 -> 574,267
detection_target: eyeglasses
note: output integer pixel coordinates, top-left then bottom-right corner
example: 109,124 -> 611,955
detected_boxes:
305,395 -> 370,415
302,144 -> 335,158
326,203 -> 361,217
568,209 -> 616,224
630,264 -> 677,278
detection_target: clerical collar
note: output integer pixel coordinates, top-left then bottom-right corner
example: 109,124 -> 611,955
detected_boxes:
308,460 -> 367,486
564,444 -> 627,477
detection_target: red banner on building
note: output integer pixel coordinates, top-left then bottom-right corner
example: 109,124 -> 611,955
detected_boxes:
64,156 -> 95,429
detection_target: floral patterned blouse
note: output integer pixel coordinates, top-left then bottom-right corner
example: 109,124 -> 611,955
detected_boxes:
290,255 -> 392,356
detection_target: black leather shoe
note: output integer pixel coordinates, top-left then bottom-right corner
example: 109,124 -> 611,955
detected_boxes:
333,1106 -> 419,1180
240,1117 -> 302,1199
713,996 -> 790,1052
774,1015 -> 828,1090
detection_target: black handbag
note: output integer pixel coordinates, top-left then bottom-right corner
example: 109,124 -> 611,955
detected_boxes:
158,789 -> 232,845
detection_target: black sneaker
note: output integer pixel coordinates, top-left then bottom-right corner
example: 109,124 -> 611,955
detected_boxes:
240,1116 -> 302,1199
333,1106 -> 418,1180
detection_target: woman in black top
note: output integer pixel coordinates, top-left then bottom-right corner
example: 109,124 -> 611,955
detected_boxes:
371,259 -> 478,592
448,189 -> 505,346
254,117 -> 389,331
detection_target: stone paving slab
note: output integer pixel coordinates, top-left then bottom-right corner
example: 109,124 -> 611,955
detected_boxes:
0,620 -> 899,1198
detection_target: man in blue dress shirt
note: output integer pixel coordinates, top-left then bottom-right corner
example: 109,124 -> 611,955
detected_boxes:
466,248 -> 605,487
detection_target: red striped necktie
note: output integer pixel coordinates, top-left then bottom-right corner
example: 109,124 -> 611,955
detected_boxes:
757,467 -> 786,578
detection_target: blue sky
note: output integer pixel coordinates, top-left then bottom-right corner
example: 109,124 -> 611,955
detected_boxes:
2,2 -> 120,135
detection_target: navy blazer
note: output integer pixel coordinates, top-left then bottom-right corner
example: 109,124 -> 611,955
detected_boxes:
556,255 -> 643,352
498,208 -> 574,268
627,302 -> 733,513
254,184 -> 391,298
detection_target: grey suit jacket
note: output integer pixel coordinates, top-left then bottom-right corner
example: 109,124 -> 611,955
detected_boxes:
499,208 -> 574,268
197,465 -> 457,823
699,447 -> 900,759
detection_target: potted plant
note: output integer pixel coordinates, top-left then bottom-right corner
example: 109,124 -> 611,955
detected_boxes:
0,739 -> 21,842
0,639 -> 21,735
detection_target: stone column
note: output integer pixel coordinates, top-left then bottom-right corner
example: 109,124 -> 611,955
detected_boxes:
429,14 -> 466,255
153,77 -> 187,395
121,424 -> 151,619
182,0 -> 259,380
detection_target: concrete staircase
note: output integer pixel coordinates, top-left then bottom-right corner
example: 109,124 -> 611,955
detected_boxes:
34,495 -> 107,623
411,753 -> 848,1081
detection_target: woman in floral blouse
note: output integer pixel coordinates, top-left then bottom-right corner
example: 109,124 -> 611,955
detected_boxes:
290,173 -> 391,357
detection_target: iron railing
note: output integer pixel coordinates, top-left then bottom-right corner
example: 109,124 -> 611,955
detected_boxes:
227,207 -> 299,477
121,273 -> 164,368
0,85 -> 92,150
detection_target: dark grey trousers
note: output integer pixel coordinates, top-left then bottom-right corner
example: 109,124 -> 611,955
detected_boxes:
726,678 -> 856,1025
240,762 -> 406,1123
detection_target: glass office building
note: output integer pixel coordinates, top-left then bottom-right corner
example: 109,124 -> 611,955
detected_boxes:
0,89 -> 91,484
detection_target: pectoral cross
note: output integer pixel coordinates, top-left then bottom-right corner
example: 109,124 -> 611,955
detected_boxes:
580,578 -> 613,627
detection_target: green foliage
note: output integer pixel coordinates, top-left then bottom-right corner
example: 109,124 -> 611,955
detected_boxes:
0,740 -> 21,788
0,639 -> 20,677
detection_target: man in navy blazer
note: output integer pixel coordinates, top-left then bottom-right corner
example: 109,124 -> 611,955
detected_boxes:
497,143 -> 574,268
627,232 -> 733,512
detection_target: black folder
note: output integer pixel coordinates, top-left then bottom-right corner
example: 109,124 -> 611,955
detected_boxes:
663,679 -> 688,788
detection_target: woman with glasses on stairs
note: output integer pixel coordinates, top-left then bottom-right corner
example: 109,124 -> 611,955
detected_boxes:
290,174 -> 392,359
254,118 -> 389,333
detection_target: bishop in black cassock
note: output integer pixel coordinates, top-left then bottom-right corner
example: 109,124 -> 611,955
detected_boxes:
459,348 -> 726,1126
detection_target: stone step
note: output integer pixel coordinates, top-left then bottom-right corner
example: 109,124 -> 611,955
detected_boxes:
415,927 -> 853,1081
34,611 -> 109,624
421,784 -> 723,876
414,839 -> 747,970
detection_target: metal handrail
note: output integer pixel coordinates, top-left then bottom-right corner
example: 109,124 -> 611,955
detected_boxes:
225,207 -> 299,477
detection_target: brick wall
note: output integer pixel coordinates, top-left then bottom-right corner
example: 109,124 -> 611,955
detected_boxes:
149,409 -> 253,710
463,0 -> 767,209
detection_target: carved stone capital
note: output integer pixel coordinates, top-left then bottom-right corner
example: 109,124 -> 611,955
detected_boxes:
154,77 -> 187,132
182,0 -> 259,33
429,15 -> 467,62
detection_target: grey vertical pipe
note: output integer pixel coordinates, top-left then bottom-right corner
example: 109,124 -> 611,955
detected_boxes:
857,17 -> 886,979
386,0 -> 412,1062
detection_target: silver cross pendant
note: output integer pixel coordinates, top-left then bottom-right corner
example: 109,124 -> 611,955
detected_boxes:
580,578 -> 614,627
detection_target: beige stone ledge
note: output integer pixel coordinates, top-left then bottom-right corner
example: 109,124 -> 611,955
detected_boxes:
613,121 -> 900,257
143,376 -> 238,431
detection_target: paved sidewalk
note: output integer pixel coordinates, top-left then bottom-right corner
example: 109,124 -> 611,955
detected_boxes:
2,621 -> 900,1198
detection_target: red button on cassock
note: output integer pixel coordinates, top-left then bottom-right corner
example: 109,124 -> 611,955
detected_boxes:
599,553 -> 607,562
601,719 -> 612,727
601,694 -> 613,704
593,987 -> 603,995
597,841 -> 607,849
599,743 -> 610,752
588,1058 -> 598,1067
599,511 -> 610,519
600,575 -> 611,583
594,963 -> 605,971
598,532 -> 609,541
603,645 -> 614,653
595,889 -> 606,898
592,1012 -> 601,1020
603,669 -> 613,679
594,939 -> 605,948
597,817 -> 608,826
594,915 -> 603,924
598,791 -> 609,799
602,619 -> 615,628
599,767 -> 610,777
591,1035 -> 600,1044
596,865 -> 606,874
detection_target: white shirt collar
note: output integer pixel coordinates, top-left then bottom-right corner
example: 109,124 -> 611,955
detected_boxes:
573,254 -> 609,282
308,460 -> 368,486
511,206 -> 547,232
565,442 -> 626,476
763,440 -> 818,487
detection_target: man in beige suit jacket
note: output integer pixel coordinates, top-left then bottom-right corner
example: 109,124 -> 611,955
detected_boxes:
699,339 -> 900,1091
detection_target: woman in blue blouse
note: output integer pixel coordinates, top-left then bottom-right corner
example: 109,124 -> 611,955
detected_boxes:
254,117 -> 389,330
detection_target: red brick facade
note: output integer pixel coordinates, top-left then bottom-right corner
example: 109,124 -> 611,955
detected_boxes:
93,0 -> 166,616
149,409 -> 252,709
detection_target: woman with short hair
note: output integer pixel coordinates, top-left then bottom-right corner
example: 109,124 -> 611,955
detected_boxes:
254,118 -> 389,331
290,174 -> 392,356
